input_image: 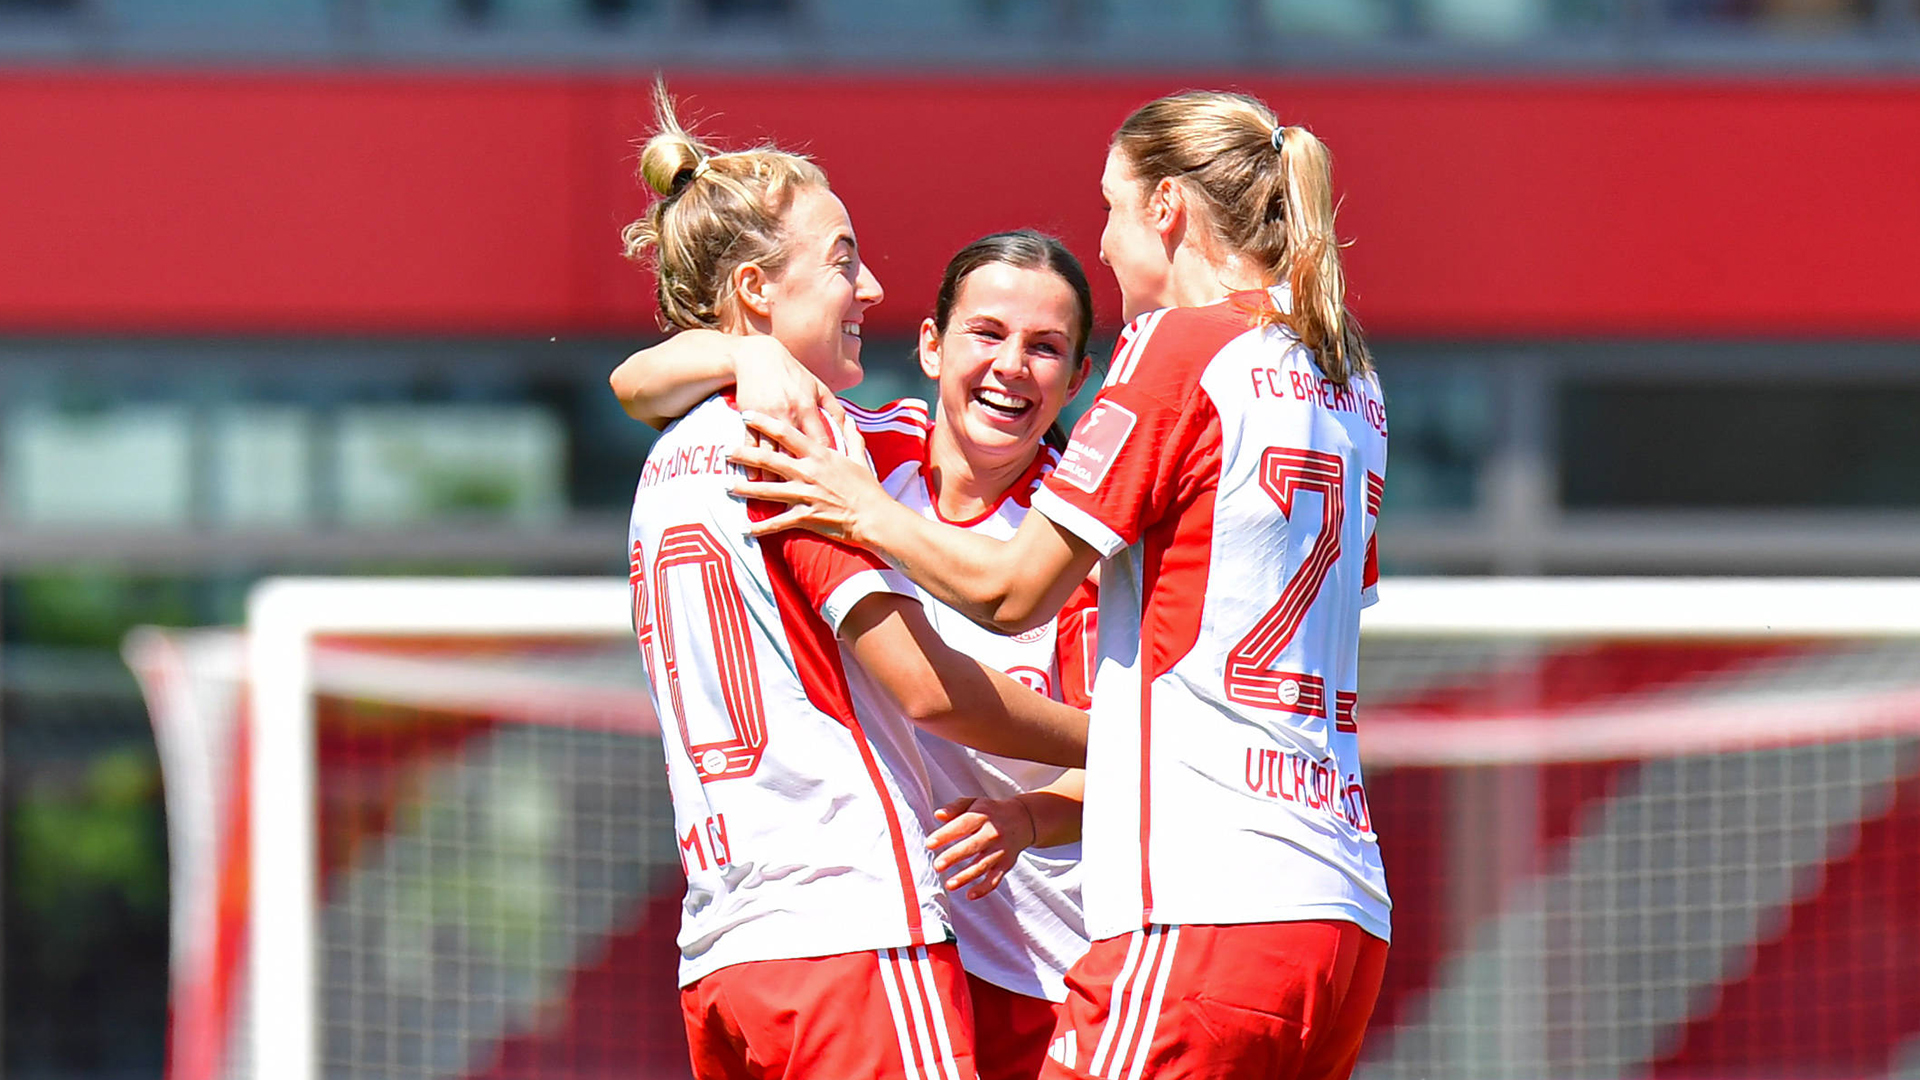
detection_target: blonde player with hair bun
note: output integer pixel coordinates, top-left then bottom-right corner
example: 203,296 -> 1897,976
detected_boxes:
621,84 -> 1088,1080
733,89 -> 1393,1080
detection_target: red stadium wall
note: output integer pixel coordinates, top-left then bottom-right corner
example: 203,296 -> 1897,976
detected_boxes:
4,72 -> 1917,338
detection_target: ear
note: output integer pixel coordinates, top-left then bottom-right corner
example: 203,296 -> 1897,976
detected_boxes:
1148,177 -> 1185,242
1065,354 -> 1093,400
917,317 -> 943,381
733,262 -> 775,319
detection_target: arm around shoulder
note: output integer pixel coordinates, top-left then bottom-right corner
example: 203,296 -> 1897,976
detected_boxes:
609,329 -> 739,429
857,502 -> 1101,635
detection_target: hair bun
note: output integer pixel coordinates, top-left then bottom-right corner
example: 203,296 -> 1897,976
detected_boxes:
639,130 -> 703,199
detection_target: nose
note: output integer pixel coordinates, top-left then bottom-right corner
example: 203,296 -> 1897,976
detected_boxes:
990,336 -> 1029,380
856,261 -> 884,307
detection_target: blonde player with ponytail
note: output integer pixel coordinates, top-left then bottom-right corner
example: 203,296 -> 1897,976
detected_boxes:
734,90 -> 1392,1079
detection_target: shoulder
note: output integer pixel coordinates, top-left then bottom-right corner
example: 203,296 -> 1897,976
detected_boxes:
842,396 -> 931,475
659,393 -> 743,440
1109,304 -> 1266,392
842,396 -> 931,436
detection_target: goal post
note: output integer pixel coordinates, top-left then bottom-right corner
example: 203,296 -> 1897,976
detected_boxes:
246,578 -> 636,1080
128,576 -> 1920,1080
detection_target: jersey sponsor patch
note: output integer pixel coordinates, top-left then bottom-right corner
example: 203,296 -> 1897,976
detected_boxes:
1055,400 -> 1139,493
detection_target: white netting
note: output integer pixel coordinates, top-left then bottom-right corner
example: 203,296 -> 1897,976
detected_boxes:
309,653 -> 678,1079
1353,633 -> 1920,1080
131,578 -> 1920,1080
132,627 -> 691,1080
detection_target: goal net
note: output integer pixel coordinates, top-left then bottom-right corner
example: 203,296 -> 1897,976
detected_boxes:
126,577 -> 1920,1080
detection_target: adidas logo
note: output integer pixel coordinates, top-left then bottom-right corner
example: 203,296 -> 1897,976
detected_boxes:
1047,1030 -> 1078,1069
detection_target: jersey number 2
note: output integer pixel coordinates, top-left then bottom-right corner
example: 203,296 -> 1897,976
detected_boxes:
1224,447 -> 1347,722
632,524 -> 767,782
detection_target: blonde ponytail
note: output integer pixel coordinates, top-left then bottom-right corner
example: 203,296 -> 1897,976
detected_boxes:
621,79 -> 828,331
1112,91 -> 1373,385
1273,125 -> 1371,385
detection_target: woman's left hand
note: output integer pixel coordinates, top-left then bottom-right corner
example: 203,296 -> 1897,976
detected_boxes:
730,410 -> 890,544
925,796 -> 1038,900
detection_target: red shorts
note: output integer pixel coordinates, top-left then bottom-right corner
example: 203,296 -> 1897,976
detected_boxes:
966,973 -> 1060,1080
681,942 -> 978,1080
1039,921 -> 1388,1080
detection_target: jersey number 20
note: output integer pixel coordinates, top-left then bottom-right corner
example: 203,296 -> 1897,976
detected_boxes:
631,524 -> 768,782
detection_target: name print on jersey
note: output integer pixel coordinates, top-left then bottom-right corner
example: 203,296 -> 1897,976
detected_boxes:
1242,747 -> 1374,834
638,442 -> 739,489
1248,367 -> 1388,436
677,813 -> 733,873
1054,401 -> 1139,493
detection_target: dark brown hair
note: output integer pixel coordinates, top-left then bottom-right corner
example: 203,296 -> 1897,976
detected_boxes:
928,230 -> 1096,451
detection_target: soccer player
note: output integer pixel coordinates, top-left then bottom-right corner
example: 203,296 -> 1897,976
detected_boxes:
731,90 -> 1391,1080
614,230 -> 1104,1080
621,89 -> 1088,1080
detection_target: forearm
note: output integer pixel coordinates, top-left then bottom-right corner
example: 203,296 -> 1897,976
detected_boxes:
846,597 -> 1088,767
857,504 -> 1091,634
731,411 -> 1099,629
1015,769 -> 1084,848
863,503 -> 1035,625
608,329 -> 736,428
911,654 -> 1087,768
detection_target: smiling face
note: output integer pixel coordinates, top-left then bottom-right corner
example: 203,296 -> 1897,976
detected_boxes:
761,185 -> 884,393
1099,145 -> 1176,322
921,261 -> 1090,465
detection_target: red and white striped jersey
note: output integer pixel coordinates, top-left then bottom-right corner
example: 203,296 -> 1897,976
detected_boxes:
849,398 -> 1097,1002
628,395 -> 950,987
1028,288 -> 1392,943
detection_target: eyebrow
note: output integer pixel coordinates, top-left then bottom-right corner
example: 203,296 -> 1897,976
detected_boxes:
964,314 -> 1071,341
831,233 -> 857,256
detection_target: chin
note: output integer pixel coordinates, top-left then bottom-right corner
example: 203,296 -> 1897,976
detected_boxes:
830,358 -> 864,394
1115,276 -> 1163,322
966,419 -> 1034,453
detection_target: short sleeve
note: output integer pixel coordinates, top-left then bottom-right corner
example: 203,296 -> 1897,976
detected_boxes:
1053,576 -> 1100,710
1030,309 -> 1227,558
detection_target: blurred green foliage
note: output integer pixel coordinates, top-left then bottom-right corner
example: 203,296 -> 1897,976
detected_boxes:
10,748 -> 167,978
6,570 -> 199,648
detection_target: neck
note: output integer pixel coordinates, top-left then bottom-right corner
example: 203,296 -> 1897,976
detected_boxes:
1166,243 -> 1268,309
924,415 -> 1038,522
727,317 -> 844,391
